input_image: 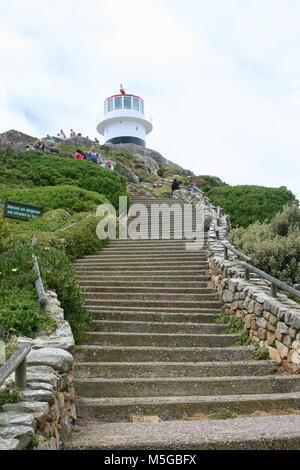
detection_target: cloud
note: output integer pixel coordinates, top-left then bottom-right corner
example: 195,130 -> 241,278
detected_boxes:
0,0 -> 300,197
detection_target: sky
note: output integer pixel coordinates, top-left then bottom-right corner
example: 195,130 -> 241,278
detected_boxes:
0,0 -> 300,198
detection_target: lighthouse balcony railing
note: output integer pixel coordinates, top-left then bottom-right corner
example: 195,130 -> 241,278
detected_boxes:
97,111 -> 153,124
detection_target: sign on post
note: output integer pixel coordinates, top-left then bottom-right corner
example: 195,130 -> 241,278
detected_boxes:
3,199 -> 44,221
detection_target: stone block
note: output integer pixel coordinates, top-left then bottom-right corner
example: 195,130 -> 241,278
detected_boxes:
277,322 -> 289,334
275,340 -> 289,360
258,328 -> 267,340
267,332 -> 275,346
269,346 -> 281,364
267,321 -> 276,333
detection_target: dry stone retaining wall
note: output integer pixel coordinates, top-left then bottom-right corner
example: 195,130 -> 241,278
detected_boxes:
173,189 -> 300,373
0,291 -> 76,450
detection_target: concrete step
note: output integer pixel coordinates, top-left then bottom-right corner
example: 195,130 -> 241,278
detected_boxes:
90,311 -> 219,323
82,292 -> 219,301
74,259 -> 208,266
82,287 -> 214,295
74,264 -> 208,272
78,254 -> 208,261
78,281 -> 209,288
65,413 -> 300,449
74,360 -> 278,379
83,332 -> 239,347
75,375 -> 300,399
86,306 -> 222,314
83,300 -> 223,309
91,320 -> 226,334
75,345 -> 254,363
76,274 -> 211,282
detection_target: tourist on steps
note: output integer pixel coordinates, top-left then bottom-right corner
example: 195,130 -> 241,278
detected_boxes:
171,178 -> 180,193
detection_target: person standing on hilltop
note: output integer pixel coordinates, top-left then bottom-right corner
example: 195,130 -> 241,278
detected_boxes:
171,178 -> 180,193
57,129 -> 66,139
70,129 -> 76,137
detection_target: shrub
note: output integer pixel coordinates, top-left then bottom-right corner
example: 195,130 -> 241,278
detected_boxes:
59,215 -> 110,261
205,184 -> 297,228
230,212 -> 300,284
0,218 -> 13,253
271,204 -> 300,236
157,166 -> 168,178
36,245 -> 92,343
0,150 -> 128,209
0,185 -> 109,215
0,388 -> 19,410
0,243 -> 56,338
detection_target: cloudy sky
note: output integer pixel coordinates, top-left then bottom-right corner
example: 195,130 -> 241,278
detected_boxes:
1,0 -> 300,197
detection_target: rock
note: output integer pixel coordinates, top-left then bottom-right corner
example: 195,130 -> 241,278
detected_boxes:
275,340 -> 289,360
0,411 -> 36,428
27,348 -> 74,372
3,402 -> 49,418
0,425 -> 34,449
22,388 -> 55,404
33,321 -> 75,353
283,335 -> 292,348
258,328 -> 267,340
256,317 -> 267,329
287,349 -> 300,365
292,340 -> 300,350
27,372 -> 58,388
0,437 -> 19,450
277,322 -> 289,334
268,346 -> 282,364
291,314 -> 300,331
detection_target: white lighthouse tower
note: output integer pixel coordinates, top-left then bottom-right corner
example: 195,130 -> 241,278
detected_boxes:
97,85 -> 153,147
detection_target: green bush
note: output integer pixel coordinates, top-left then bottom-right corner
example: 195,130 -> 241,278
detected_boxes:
0,243 -> 56,338
157,166 -> 168,178
0,150 -> 128,209
59,215 -> 110,261
0,185 -> 109,215
230,205 -> 300,284
0,218 -> 13,253
0,388 -> 19,410
36,245 -> 92,343
205,184 -> 297,228
271,204 -> 300,236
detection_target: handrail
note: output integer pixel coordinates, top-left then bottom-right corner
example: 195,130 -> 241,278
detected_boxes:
219,240 -> 252,263
0,345 -> 31,390
59,214 -> 91,233
241,262 -> 300,299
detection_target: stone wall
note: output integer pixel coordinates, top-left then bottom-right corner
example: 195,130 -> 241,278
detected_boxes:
0,291 -> 76,450
173,189 -> 300,373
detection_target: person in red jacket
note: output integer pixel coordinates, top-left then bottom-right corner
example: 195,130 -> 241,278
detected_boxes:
75,149 -> 84,160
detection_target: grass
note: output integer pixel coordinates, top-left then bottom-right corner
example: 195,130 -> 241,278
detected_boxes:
214,311 -> 270,359
209,410 -> 237,420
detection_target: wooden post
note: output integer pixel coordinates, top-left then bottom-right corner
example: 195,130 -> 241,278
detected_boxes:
271,282 -> 278,298
15,358 -> 27,390
245,267 -> 250,281
224,246 -> 228,260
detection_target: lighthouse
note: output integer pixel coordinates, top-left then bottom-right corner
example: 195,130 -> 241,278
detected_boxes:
97,85 -> 153,147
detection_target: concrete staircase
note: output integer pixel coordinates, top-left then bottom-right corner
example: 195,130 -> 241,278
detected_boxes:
66,196 -> 300,450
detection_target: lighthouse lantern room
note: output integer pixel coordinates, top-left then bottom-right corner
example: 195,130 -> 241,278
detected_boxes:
97,85 -> 153,147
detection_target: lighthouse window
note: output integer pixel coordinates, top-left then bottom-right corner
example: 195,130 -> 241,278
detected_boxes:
140,100 -> 144,113
124,97 -> 132,109
115,97 -> 122,109
107,99 -> 113,112
133,98 -> 139,111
